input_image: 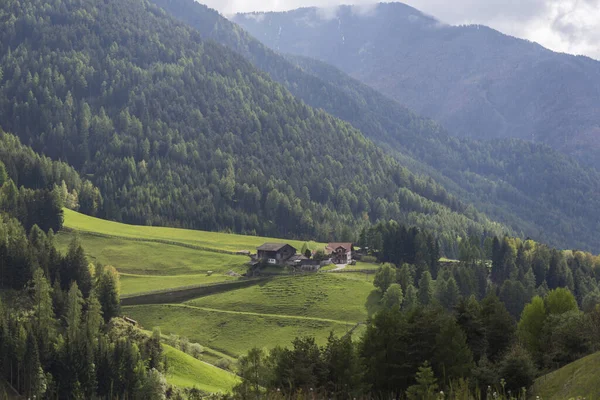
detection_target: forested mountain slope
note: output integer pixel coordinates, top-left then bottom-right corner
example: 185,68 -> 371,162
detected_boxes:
234,3 -> 600,167
0,0 -> 502,247
151,0 -> 600,252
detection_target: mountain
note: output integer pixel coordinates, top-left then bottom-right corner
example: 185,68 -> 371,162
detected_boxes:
151,0 -> 600,252
234,3 -> 600,167
0,0 -> 502,250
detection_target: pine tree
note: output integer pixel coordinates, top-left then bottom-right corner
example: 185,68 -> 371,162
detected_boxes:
62,238 -> 92,297
382,284 -> 404,311
481,294 -> 515,361
403,284 -> 419,311
31,269 -> 55,366
23,331 -> 47,399
418,271 -> 434,306
434,317 -> 473,383
96,265 -> 121,322
437,277 -> 461,311
374,263 -> 396,293
406,361 -> 438,400
455,296 -> 487,362
396,263 -> 415,293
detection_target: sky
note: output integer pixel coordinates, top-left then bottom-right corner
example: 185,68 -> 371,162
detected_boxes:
200,0 -> 600,59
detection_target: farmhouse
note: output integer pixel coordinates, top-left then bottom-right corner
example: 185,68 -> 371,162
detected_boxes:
326,242 -> 353,264
256,243 -> 297,265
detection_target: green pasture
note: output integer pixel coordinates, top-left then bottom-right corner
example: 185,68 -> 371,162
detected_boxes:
55,231 -> 249,276
119,273 -> 238,296
163,344 -> 239,393
62,209 -> 323,253
186,274 -> 380,322
531,351 -> 600,399
124,304 -> 354,357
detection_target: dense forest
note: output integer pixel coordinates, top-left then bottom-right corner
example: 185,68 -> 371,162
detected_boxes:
0,0 -> 506,251
152,0 -> 600,253
1,151 -> 599,398
235,3 -> 600,168
231,223 -> 600,399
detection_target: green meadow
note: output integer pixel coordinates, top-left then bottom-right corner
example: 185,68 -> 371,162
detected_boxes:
62,209 -> 323,253
58,209 -> 378,373
55,232 -> 249,276
163,344 -> 239,393
119,273 -> 238,296
531,351 -> 600,399
125,304 -> 356,357
186,274 -> 380,322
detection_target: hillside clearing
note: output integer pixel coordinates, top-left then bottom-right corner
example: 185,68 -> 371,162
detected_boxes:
186,274 -> 380,321
124,304 -> 354,357
119,273 -> 238,296
62,209 -> 323,253
55,231 -> 249,276
163,344 -> 239,393
531,351 -> 600,399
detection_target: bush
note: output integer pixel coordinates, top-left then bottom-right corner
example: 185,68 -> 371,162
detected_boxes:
362,255 -> 378,264
179,336 -> 190,354
167,333 -> 180,349
216,357 -> 233,371
498,345 -> 537,392
189,343 -> 204,359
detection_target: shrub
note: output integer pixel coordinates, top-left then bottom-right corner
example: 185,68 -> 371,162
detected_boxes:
189,343 -> 204,359
216,357 -> 233,371
362,255 -> 378,264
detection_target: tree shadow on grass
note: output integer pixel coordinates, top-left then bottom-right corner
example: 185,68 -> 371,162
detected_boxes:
365,289 -> 382,318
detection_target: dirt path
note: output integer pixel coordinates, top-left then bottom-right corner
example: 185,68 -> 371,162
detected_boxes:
331,264 -> 348,271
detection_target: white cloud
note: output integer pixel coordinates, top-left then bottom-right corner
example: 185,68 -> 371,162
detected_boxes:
202,0 -> 600,59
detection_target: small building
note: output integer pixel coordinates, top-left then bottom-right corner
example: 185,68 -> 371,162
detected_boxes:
326,243 -> 353,265
256,243 -> 297,265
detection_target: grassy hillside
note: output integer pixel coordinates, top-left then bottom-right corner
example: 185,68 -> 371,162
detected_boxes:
61,209 -> 322,253
59,210 -> 375,357
531,352 -> 600,399
57,209 -> 324,295
125,304 -> 355,357
163,344 -> 239,393
186,274 -> 380,322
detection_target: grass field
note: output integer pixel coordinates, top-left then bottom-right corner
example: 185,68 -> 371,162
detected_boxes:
119,273 -> 238,296
55,232 -> 249,276
186,274 -> 380,322
62,209 -> 323,253
125,304 -> 355,357
531,351 -> 600,399
163,344 -> 239,393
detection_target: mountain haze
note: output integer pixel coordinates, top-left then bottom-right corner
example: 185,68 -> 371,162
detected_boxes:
153,0 -> 600,252
234,3 -> 600,167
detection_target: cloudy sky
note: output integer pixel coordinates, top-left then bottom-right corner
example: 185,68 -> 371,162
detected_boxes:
200,0 -> 600,59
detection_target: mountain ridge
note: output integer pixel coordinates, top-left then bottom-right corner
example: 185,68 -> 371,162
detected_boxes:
234,2 -> 600,168
153,0 -> 600,252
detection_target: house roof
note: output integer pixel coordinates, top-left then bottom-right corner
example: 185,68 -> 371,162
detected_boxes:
257,243 -> 294,252
326,243 -> 353,252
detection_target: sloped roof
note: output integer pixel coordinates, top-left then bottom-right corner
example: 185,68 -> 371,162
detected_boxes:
327,243 -> 353,251
257,243 -> 294,252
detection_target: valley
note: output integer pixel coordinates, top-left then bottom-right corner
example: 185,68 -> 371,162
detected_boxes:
0,0 -> 599,397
